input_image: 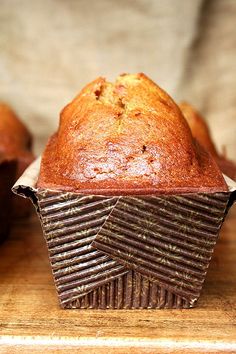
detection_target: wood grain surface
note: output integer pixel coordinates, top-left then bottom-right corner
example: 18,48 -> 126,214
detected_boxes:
0,207 -> 235,353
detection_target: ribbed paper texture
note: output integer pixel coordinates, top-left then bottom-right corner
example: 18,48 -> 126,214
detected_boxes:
36,189 -> 129,306
34,188 -> 229,308
65,271 -> 191,309
93,193 -> 229,302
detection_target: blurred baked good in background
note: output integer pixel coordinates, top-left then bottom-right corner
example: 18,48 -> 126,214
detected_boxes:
0,103 -> 34,241
180,102 -> 236,180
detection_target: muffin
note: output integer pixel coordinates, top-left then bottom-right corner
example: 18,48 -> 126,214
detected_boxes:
14,74 -> 235,309
179,102 -> 236,180
0,103 -> 34,242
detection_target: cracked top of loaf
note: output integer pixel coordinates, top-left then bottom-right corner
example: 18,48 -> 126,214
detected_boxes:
0,103 -> 32,163
37,73 -> 227,194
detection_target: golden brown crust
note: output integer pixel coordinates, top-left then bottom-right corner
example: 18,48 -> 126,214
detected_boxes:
180,101 -> 236,180
38,73 -> 227,194
0,103 -> 34,217
0,103 -> 32,160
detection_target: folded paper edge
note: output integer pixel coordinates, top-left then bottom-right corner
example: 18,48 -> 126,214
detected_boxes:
223,174 -> 236,193
12,157 -> 41,196
11,157 -> 41,212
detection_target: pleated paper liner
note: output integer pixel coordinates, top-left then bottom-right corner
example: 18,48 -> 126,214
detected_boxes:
13,158 -> 236,309
92,193 -> 229,304
0,159 -> 17,243
65,271 -> 192,309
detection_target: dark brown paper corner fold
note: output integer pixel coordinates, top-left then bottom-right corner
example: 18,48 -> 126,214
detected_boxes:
92,193 -> 229,303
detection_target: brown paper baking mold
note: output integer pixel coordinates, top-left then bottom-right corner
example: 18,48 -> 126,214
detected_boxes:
0,160 -> 17,243
13,158 -> 236,309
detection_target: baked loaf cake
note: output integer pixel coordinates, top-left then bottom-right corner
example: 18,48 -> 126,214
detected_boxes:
0,103 -> 32,158
180,102 -> 236,180
0,103 -> 34,218
38,73 -> 227,194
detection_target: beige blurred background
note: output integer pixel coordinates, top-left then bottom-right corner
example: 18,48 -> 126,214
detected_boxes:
0,0 -> 235,158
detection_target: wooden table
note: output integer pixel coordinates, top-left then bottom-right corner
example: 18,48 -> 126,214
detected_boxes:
0,207 -> 236,353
